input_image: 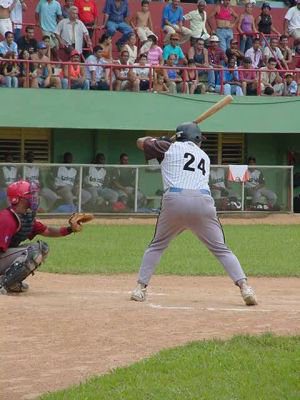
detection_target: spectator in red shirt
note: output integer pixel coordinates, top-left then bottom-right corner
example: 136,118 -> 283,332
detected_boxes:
238,56 -> 257,95
0,180 -> 80,295
207,34 -> 227,91
74,0 -> 98,39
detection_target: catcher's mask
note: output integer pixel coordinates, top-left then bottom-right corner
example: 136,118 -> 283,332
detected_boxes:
175,122 -> 203,144
7,180 -> 40,211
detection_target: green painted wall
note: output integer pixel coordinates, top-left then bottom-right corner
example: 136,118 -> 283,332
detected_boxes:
52,129 -> 150,164
52,129 -> 95,163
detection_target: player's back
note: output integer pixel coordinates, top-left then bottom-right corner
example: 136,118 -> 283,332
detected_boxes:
161,141 -> 210,191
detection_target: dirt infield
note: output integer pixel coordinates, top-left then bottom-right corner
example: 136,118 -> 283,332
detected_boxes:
1,273 -> 299,400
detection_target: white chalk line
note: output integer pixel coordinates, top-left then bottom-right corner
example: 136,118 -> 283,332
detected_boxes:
148,303 -> 273,312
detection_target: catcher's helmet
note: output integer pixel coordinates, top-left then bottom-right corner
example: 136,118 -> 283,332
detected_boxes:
7,180 -> 39,210
175,122 -> 202,144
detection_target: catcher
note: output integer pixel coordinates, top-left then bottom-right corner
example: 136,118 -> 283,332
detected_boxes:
0,180 -> 93,295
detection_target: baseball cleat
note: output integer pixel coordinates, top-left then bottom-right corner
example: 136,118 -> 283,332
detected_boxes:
8,282 -> 29,293
130,284 -> 147,302
0,284 -> 7,295
240,285 -> 258,306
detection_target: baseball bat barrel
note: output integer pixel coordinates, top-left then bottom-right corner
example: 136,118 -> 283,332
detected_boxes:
193,95 -> 233,125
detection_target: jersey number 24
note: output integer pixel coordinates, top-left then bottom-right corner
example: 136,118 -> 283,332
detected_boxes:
183,152 -> 206,175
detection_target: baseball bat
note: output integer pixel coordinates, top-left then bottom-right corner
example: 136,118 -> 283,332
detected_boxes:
193,95 -> 233,125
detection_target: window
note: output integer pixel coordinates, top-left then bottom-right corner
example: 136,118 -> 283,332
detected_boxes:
0,128 -> 51,162
202,133 -> 244,164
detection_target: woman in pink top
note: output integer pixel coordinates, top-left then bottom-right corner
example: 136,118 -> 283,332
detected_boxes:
237,3 -> 258,54
146,34 -> 163,66
210,0 -> 238,52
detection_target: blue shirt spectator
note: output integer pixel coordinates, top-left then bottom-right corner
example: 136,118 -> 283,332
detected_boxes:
163,37 -> 185,64
0,32 -> 18,57
216,68 -> 239,85
103,0 -> 129,23
102,0 -> 132,49
162,2 -> 183,28
35,0 -> 62,33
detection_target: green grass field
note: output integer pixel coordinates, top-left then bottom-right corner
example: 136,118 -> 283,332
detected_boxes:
36,224 -> 300,399
42,225 -> 300,276
40,334 -> 300,400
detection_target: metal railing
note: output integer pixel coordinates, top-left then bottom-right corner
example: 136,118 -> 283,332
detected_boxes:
0,57 -> 299,95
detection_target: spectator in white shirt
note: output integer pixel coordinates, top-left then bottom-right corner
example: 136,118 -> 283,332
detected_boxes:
85,45 -> 110,90
245,37 -> 263,69
263,37 -> 289,69
284,0 -> 300,41
10,0 -> 26,42
55,5 -> 91,58
183,0 -> 210,44
133,53 -> 150,91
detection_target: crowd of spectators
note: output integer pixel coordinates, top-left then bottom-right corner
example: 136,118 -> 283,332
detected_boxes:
0,0 -> 300,95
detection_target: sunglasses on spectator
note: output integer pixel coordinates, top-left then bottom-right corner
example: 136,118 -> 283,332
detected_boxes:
171,37 -> 179,41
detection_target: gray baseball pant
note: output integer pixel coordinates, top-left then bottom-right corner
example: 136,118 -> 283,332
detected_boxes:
251,188 -> 277,206
137,190 -> 246,286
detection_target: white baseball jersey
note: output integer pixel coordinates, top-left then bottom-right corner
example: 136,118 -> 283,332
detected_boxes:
55,166 -> 77,187
161,142 -> 210,190
85,166 -> 106,188
143,139 -> 210,191
2,166 -> 18,186
209,168 -> 226,189
24,165 -> 39,183
245,168 -> 264,189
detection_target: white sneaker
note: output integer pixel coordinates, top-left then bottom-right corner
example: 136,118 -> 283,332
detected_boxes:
0,285 -> 7,295
240,284 -> 258,306
131,283 -> 147,302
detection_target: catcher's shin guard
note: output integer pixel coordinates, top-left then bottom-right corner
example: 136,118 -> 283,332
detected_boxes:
0,241 -> 49,292
0,260 -> 34,291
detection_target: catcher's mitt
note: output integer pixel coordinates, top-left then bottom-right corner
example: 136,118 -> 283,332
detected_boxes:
68,212 -> 94,232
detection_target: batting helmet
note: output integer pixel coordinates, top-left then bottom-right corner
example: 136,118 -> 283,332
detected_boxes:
7,180 -> 39,211
175,122 -> 202,144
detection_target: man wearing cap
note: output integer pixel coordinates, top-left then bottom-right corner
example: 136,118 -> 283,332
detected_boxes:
30,41 -> 62,89
207,34 -> 227,90
183,0 -> 210,43
163,33 -> 187,65
162,0 -> 192,45
55,5 -> 91,56
284,0 -> 300,41
35,0 -> 63,51
209,0 -> 238,52
0,30 -> 17,56
61,49 -> 89,89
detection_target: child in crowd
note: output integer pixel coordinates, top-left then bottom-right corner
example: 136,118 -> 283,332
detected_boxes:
153,73 -> 169,93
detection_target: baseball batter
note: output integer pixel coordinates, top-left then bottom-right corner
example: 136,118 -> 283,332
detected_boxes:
0,180 -> 84,295
131,122 -> 257,306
